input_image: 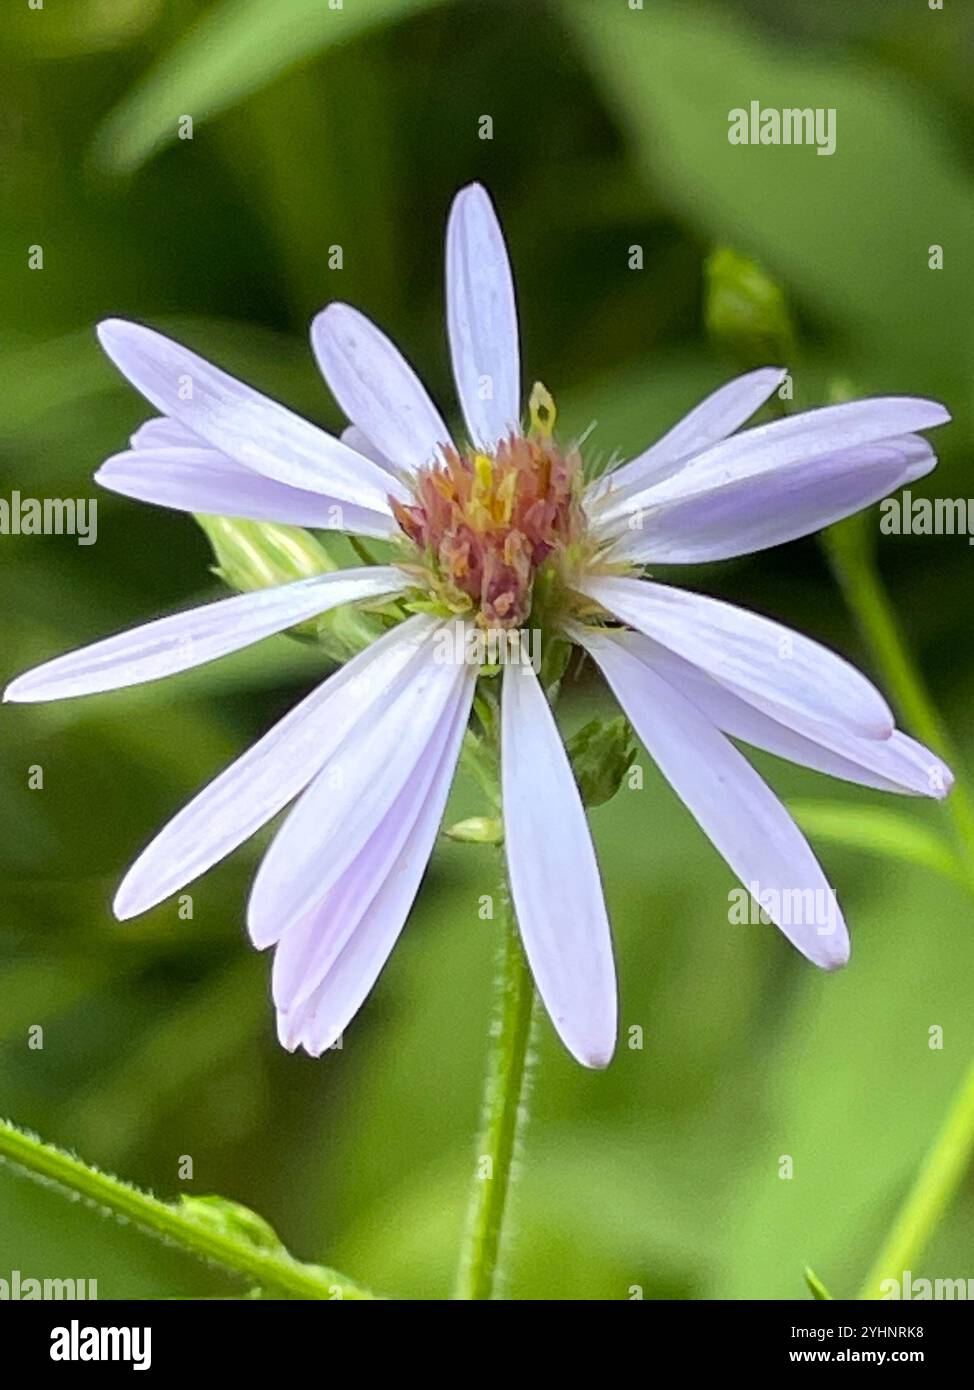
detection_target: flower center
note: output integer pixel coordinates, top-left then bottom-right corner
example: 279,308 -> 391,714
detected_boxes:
392,386 -> 589,629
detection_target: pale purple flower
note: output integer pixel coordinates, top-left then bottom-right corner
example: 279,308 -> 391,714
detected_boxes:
5,184 -> 952,1068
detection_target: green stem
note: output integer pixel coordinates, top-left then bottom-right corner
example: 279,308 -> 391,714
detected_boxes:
822,525 -> 974,868
0,1118 -> 374,1300
454,859 -> 536,1300
823,524 -> 974,1295
857,1059 -> 974,1298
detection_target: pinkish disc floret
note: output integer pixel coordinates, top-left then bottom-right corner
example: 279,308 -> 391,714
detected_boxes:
392,432 -> 588,628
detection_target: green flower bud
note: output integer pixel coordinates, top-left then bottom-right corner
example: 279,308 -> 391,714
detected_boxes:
177,1194 -> 285,1254
196,514 -> 384,658
566,715 -> 637,808
704,246 -> 796,369
196,514 -> 340,590
444,815 -> 504,845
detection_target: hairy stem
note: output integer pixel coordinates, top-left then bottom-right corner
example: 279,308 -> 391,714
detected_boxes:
0,1118 -> 374,1300
454,860 -> 535,1300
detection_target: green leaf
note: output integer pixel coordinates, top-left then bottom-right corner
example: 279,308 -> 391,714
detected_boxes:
804,1265 -> 833,1300
92,0 -> 445,174
566,716 -> 637,809
788,800 -> 965,887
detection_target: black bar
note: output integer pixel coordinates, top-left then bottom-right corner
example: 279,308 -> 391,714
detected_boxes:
0,1297 -> 965,1372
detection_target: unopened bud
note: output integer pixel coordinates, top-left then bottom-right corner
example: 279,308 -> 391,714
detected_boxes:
196,515 -> 382,657
444,816 -> 504,845
704,246 -> 795,369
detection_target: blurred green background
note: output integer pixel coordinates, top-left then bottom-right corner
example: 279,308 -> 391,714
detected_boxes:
1,0 -> 972,1300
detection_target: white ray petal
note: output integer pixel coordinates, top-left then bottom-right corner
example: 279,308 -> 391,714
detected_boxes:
97,447 -> 397,538
130,416 -> 200,450
247,626 -> 467,940
446,183 -> 521,449
576,627 -> 849,970
276,681 -> 472,1057
595,396 -> 949,531
586,367 -> 786,513
4,566 -> 408,703
589,629 -> 952,800
602,434 -> 936,564
272,668 -> 476,1011
340,425 -> 396,473
312,302 -> 452,471
97,319 -> 406,513
580,575 -> 894,741
501,661 -> 617,1068
114,615 -> 439,922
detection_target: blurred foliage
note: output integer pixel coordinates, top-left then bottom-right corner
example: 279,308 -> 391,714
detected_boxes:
1,0 -> 973,1299
789,801 -> 967,891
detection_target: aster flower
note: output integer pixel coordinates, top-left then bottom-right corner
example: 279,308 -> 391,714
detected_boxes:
5,184 -> 952,1069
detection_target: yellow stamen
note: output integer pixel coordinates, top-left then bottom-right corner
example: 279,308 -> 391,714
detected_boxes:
494,468 -> 517,524
529,381 -> 556,438
474,452 -> 494,491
